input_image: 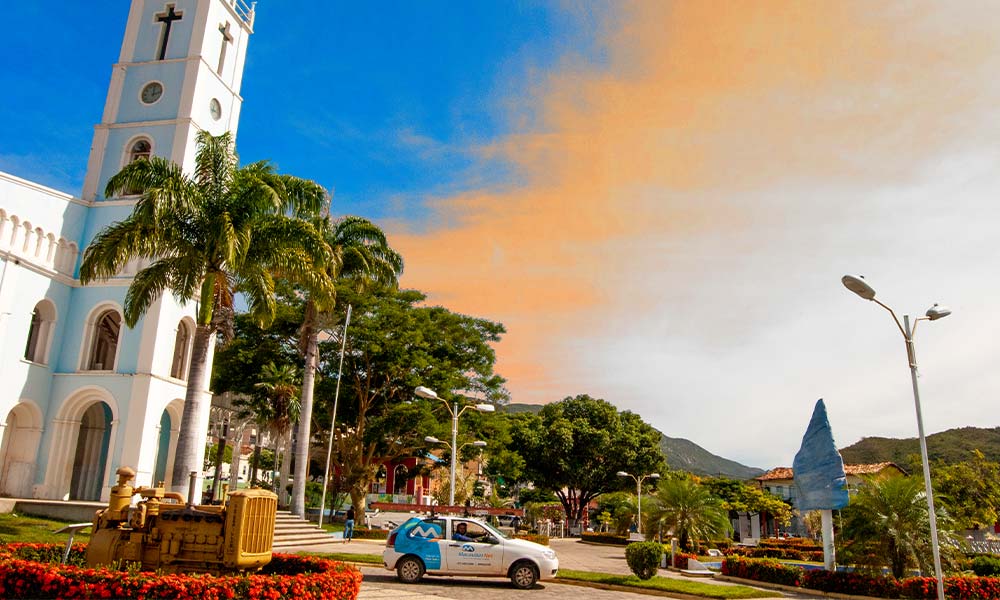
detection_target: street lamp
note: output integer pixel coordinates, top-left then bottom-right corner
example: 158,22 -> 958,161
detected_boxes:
415,386 -> 494,506
842,274 -> 949,600
617,471 -> 660,536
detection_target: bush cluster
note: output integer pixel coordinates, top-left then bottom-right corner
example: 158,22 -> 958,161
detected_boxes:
971,555 -> 1000,577
0,543 -> 362,600
664,549 -> 699,569
721,556 -> 802,587
722,555 -> 1000,599
625,541 -> 663,580
723,545 -> 823,562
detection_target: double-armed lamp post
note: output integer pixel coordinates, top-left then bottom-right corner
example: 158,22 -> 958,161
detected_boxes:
841,275 -> 949,600
415,386 -> 494,506
617,471 -> 660,536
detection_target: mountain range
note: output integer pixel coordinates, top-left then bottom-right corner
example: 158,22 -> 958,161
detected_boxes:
838,426 -> 1000,468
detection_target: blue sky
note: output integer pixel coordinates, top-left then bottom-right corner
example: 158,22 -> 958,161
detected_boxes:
0,2 -> 606,223
5,2 -> 1000,470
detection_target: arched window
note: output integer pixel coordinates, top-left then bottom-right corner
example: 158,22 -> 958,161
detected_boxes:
129,139 -> 151,163
85,309 -> 121,371
393,464 -> 408,496
170,320 -> 192,380
123,139 -> 152,196
24,300 -> 56,365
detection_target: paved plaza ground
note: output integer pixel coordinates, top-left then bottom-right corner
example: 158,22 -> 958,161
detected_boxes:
325,536 -> 827,599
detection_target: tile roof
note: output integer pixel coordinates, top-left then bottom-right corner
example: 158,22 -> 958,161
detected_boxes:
756,462 -> 904,481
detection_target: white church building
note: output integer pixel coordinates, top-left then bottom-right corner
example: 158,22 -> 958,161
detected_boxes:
0,0 -> 255,501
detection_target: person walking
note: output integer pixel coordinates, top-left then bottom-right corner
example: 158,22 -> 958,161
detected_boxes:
344,507 -> 355,543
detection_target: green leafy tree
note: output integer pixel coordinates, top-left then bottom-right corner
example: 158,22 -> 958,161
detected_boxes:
290,216 -> 403,517
645,475 -> 731,549
318,288 -> 507,512
933,450 -> 1000,530
79,131 -> 331,498
703,477 -> 793,535
513,395 -> 665,524
839,474 -> 958,578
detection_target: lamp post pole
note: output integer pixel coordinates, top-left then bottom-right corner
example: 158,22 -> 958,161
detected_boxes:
618,471 -> 660,536
318,305 -> 352,527
416,386 -> 494,507
842,275 -> 948,600
450,402 -> 459,507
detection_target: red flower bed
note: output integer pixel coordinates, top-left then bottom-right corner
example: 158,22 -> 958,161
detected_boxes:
724,555 -> 1000,599
721,556 -> 802,587
0,543 -> 362,600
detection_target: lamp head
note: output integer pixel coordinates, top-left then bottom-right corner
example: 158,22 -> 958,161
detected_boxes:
474,403 -> 495,413
414,386 -> 440,400
926,303 -> 951,321
472,440 -> 487,448
617,471 -> 630,478
424,436 -> 441,444
650,473 -> 661,479
842,275 -> 876,300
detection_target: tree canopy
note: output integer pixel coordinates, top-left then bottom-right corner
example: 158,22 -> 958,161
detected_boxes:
512,394 -> 665,523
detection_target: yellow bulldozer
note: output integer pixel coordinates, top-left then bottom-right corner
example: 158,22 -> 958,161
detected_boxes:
85,466 -> 278,574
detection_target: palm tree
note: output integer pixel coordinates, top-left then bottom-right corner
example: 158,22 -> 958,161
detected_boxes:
80,131 -> 332,499
253,362 -> 300,498
645,476 -> 731,550
840,474 -> 957,578
289,215 -> 403,517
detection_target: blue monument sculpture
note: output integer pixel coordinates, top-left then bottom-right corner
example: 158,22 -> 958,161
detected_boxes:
792,398 -> 848,570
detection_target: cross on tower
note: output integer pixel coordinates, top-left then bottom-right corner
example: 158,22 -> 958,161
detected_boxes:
217,22 -> 233,75
155,5 -> 184,61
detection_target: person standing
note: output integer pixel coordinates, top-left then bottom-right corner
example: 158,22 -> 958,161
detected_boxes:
344,507 -> 355,543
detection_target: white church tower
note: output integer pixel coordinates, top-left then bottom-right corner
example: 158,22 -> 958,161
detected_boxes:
0,0 -> 255,502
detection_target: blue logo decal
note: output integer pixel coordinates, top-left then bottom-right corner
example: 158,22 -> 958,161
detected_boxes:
462,544 -> 476,552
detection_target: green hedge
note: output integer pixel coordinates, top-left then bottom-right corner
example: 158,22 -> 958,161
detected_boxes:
349,527 -> 389,540
580,532 -> 629,545
721,556 -> 802,587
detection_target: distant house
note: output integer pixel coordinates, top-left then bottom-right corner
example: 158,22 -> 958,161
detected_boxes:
754,462 -> 908,536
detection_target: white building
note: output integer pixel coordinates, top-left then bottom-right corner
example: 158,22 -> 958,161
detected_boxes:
0,0 -> 255,501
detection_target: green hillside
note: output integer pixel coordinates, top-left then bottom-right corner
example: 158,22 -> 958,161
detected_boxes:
839,426 -> 1000,467
504,403 -> 764,479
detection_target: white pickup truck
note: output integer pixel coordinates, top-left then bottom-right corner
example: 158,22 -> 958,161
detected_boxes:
383,515 -> 558,589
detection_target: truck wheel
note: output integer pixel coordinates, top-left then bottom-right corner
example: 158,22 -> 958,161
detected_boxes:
396,556 -> 425,583
510,561 -> 538,589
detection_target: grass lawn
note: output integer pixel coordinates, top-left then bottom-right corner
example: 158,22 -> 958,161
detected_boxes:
0,513 -> 92,545
320,522 -> 345,534
557,569 -> 775,599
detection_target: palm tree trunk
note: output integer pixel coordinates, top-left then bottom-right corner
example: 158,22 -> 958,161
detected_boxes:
170,323 -> 213,501
291,330 -> 319,516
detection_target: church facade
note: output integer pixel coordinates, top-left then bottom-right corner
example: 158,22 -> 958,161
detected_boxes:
0,0 -> 255,501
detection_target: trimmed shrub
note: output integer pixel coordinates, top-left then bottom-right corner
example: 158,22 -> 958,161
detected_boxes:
971,555 -> 1000,577
350,527 -> 389,540
625,541 -> 663,580
580,532 -> 628,545
721,556 -> 802,587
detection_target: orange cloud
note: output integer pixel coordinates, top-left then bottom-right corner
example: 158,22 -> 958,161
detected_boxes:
387,1 -> 1000,405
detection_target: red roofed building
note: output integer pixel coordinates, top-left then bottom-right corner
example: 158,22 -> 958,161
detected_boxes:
750,462 -> 908,538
